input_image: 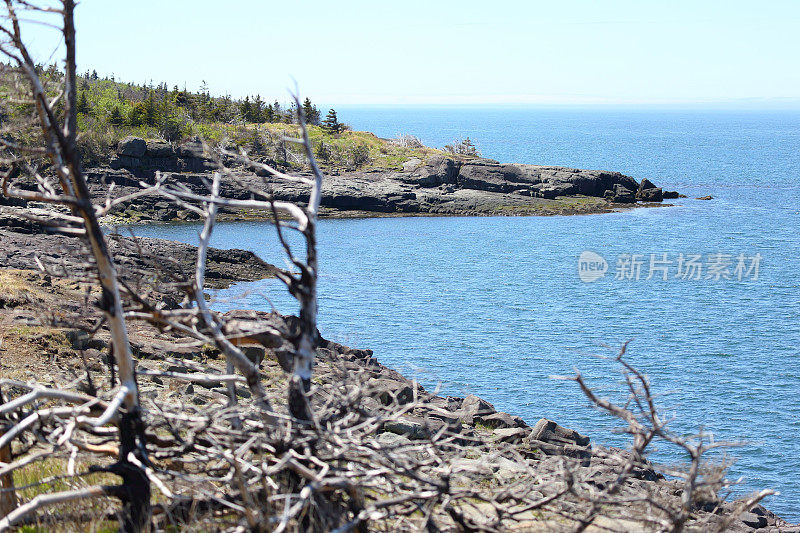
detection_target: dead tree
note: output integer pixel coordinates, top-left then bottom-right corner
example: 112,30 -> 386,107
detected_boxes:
562,343 -> 774,532
0,1 -> 149,529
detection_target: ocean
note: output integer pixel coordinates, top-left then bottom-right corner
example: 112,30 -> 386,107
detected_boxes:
125,107 -> 800,520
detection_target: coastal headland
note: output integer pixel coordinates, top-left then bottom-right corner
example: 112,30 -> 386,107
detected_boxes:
79,136 -> 683,224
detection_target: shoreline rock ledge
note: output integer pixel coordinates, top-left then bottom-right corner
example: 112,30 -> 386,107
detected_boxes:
87,137 -> 684,221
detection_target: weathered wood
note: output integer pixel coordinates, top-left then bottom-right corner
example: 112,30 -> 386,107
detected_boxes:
0,424 -> 17,519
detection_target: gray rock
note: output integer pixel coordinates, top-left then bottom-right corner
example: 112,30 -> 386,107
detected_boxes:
145,140 -> 175,158
477,411 -> 527,429
376,432 -> 412,447
383,417 -> 430,440
636,178 -> 663,202
492,427 -> 530,443
529,418 -> 590,446
458,394 -> 496,424
190,394 -> 207,406
402,158 -> 422,172
117,136 -> 147,158
739,511 -> 767,529
241,346 -> 265,367
610,184 -> 636,203
637,187 -> 663,202
369,378 -> 414,405
638,178 -> 657,190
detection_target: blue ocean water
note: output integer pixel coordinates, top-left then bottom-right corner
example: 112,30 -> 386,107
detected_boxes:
125,108 -> 800,520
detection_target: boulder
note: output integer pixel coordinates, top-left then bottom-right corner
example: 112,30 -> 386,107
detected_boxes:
241,346 -> 265,367
612,184 -> 636,203
368,378 -> 414,406
636,178 -> 664,202
491,427 -> 530,443
590,445 -> 664,481
529,418 -> 590,446
638,178 -> 657,190
605,184 -> 636,203
383,415 -> 447,440
739,511 -> 767,529
477,411 -> 527,429
176,139 -> 205,158
62,328 -> 89,350
376,432 -> 412,447
145,139 -> 175,158
117,136 -> 147,158
663,190 -> 681,199
637,187 -> 663,202
696,195 -> 713,200
458,394 -> 496,424
401,157 -> 422,172
537,184 -> 574,199
110,155 -> 142,169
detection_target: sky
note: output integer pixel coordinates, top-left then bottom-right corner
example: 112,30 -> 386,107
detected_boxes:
14,0 -> 800,107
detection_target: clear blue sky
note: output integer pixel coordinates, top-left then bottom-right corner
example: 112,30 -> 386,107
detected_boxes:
18,0 -> 800,106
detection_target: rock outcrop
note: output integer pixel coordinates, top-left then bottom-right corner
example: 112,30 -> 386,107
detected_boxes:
636,177 -> 664,202
0,206 -> 278,291
96,138 -> 682,221
110,136 -> 214,177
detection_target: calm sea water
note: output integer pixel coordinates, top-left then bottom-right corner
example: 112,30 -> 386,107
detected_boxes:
124,108 -> 800,519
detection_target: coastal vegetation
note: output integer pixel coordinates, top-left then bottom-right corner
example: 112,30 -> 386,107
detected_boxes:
1,64 -> 457,172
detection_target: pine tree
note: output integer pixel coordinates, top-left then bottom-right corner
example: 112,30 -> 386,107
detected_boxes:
323,108 -> 340,133
240,96 -> 253,122
253,94 -> 265,123
302,97 -> 320,125
76,91 -> 91,114
109,106 -> 124,126
142,90 -> 160,126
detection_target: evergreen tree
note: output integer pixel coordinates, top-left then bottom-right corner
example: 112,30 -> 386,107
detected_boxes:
142,90 -> 160,126
240,96 -> 253,122
108,105 -> 124,126
323,108 -> 340,133
76,91 -> 91,114
253,94 -> 265,123
301,97 -> 320,125
265,103 -> 275,123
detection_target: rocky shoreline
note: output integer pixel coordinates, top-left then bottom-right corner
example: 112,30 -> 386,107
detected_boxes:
69,136 -> 686,224
0,211 -> 794,531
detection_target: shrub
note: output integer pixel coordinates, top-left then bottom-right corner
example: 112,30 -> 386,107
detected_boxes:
315,140 -> 331,162
393,134 -> 423,148
347,142 -> 370,168
444,137 -> 480,157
